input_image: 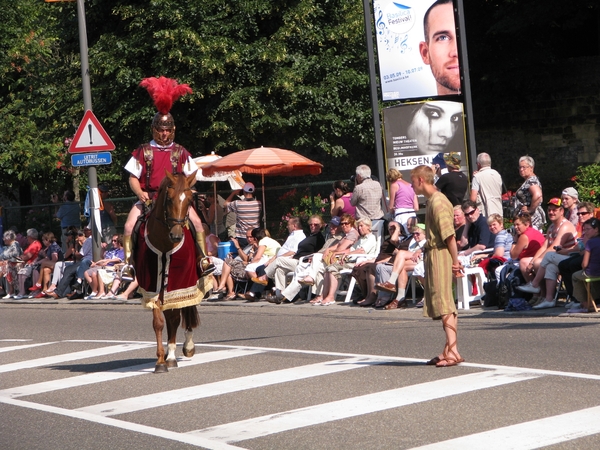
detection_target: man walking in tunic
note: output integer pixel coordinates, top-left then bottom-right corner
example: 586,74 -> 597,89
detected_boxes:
411,165 -> 464,367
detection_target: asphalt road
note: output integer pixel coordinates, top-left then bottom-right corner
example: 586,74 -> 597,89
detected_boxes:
1,299 -> 600,449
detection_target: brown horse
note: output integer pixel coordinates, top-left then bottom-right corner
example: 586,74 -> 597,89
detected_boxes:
133,170 -> 210,373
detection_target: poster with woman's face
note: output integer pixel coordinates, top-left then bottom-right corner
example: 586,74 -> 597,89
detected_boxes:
374,0 -> 461,101
383,100 -> 468,180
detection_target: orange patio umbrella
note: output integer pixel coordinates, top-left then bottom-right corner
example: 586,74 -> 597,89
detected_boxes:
201,146 -> 323,224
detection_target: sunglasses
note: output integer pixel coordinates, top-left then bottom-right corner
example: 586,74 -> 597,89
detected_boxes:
464,209 -> 477,216
340,222 -> 350,225
577,211 -> 591,216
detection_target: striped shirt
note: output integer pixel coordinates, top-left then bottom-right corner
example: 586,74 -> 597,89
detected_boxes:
227,199 -> 262,238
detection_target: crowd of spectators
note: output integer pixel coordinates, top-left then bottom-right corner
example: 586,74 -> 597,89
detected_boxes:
3,155 -> 600,314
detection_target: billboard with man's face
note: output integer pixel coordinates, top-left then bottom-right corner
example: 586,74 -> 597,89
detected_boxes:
374,0 -> 461,101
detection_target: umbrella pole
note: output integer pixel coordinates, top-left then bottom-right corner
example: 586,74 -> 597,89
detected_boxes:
213,182 -> 218,235
262,173 -> 267,227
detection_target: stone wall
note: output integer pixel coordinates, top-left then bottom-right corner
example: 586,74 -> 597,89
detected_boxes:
472,56 -> 600,197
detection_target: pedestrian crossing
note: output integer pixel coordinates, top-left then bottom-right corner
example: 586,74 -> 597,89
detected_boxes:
1,339 -> 600,449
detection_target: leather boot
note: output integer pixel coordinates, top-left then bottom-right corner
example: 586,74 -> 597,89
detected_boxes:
121,235 -> 135,281
196,231 -> 215,277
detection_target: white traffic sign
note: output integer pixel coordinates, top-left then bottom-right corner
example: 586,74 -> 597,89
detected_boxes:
68,110 -> 115,154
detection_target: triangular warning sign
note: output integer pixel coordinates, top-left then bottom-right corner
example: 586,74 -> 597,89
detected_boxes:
68,110 -> 116,154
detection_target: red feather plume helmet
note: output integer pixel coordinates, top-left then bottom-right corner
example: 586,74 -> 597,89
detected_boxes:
140,77 -> 192,145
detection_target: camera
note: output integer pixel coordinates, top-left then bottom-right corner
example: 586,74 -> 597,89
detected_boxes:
350,175 -> 356,184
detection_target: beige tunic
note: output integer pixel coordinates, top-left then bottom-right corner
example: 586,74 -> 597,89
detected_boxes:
423,191 -> 457,319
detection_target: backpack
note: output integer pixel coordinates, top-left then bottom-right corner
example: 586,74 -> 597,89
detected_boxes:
496,264 -> 525,310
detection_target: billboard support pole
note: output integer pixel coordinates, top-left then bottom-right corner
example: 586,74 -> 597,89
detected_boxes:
362,0 -> 386,187
455,0 -> 477,173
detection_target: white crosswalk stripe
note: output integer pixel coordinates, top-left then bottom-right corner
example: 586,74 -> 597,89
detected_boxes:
1,340 -> 599,450
188,369 -> 541,443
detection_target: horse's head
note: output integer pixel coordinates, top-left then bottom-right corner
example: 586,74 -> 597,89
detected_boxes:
163,170 -> 197,243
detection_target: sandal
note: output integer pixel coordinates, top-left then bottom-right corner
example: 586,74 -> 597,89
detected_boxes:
299,276 -> 315,286
320,299 -> 335,306
224,293 -> 237,301
435,316 -> 464,368
310,296 -> 323,305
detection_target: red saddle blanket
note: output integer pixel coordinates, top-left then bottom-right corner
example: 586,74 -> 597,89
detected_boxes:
135,222 -> 209,310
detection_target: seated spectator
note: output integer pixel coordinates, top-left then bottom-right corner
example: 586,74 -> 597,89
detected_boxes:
244,227 -> 281,281
314,217 -> 378,306
517,198 -> 578,308
201,223 -> 223,292
510,212 -> 545,263
472,214 -> 514,272
371,224 -> 427,308
252,215 -> 325,303
213,229 -> 258,301
29,232 -> 63,297
459,200 -> 495,258
244,218 -> 304,301
83,234 -> 125,299
45,227 -> 79,295
302,214 -> 360,303
569,218 -> 600,313
352,221 -> 403,305
47,230 -> 91,299
0,230 -> 23,299
453,205 -> 468,251
561,187 -> 579,228
15,229 -> 42,299
558,201 -> 596,306
280,217 -> 344,303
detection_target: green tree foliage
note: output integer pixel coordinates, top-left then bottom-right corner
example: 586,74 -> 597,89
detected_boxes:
1,0 -> 374,200
0,0 -> 72,197
85,0 -> 373,165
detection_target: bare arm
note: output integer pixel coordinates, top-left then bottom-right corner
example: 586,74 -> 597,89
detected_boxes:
129,175 -> 149,202
469,189 -> 478,202
388,182 -> 398,212
582,249 -> 591,270
510,233 -> 529,259
330,198 -> 344,217
528,185 -> 543,212
413,193 -> 419,211
251,245 -> 266,263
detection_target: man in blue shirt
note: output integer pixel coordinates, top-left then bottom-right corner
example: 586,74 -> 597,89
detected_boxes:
55,190 -> 81,253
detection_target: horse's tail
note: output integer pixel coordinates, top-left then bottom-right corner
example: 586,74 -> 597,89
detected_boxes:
181,305 -> 200,330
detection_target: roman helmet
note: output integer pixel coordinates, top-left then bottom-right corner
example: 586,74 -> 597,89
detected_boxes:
139,76 -> 192,146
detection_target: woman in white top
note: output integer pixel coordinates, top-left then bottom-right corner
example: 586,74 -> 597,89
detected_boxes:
245,228 -> 281,278
315,218 -> 378,306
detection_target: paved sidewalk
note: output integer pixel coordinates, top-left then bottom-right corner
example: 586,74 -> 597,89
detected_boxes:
2,294 -> 599,319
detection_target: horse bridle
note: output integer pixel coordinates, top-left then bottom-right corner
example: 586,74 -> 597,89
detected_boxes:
162,183 -> 192,229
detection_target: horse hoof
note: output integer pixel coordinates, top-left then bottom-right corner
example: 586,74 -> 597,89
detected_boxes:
166,359 -> 178,368
182,346 -> 195,357
154,363 -> 169,373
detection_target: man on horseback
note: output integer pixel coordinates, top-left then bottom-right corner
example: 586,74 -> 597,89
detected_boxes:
122,77 -> 213,279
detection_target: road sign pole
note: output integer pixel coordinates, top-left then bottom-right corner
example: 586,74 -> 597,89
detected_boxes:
77,0 -> 101,261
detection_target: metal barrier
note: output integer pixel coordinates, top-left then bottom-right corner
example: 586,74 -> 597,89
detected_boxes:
1,180 -> 346,240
